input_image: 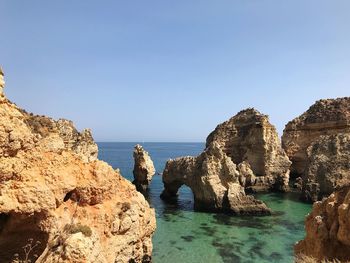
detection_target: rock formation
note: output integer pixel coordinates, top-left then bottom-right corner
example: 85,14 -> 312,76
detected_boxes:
206,108 -> 291,192
282,97 -> 350,177
133,144 -> 156,192
301,133 -> 350,202
0,69 -> 156,263
295,184 -> 350,261
22,115 -> 98,163
161,142 -> 271,215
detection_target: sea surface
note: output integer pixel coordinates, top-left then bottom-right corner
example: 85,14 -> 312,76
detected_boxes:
98,142 -> 312,263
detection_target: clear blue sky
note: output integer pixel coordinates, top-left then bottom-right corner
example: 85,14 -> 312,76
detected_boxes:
1,1 -> 349,142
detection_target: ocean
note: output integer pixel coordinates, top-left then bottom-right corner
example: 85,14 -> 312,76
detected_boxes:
98,142 -> 311,263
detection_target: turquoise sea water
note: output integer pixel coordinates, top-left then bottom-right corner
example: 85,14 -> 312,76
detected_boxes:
98,142 -> 312,263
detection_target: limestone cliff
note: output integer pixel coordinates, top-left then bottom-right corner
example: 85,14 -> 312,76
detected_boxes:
0,70 -> 156,263
282,97 -> 350,176
295,185 -> 350,261
206,108 -> 291,192
22,115 -> 98,163
301,133 -> 350,202
133,144 -> 155,192
161,142 -> 271,215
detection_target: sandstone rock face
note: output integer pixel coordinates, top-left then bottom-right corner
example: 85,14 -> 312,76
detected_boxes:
206,108 -> 291,192
295,185 -> 350,261
133,144 -> 156,192
161,142 -> 271,215
0,72 -> 156,263
282,97 -> 350,176
23,115 -> 98,163
301,133 -> 350,202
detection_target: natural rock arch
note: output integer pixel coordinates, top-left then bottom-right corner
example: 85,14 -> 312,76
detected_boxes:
161,142 -> 271,215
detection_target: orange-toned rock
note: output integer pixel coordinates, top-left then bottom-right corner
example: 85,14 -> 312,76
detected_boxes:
0,70 -> 156,263
295,185 -> 350,261
282,97 -> 350,177
206,108 -> 291,192
161,142 -> 271,215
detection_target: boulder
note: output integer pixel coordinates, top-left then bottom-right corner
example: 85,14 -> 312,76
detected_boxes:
206,108 -> 291,192
0,69 -> 156,263
295,185 -> 350,261
161,142 -> 271,215
133,144 -> 156,192
301,133 -> 350,202
282,97 -> 350,177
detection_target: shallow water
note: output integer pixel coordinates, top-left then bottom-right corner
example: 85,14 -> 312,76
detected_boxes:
98,142 -> 311,263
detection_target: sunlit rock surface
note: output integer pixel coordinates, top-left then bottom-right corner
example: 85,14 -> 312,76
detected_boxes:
206,108 -> 291,192
295,184 -> 350,261
0,69 -> 156,263
282,97 -> 350,177
133,144 -> 156,192
161,142 -> 271,215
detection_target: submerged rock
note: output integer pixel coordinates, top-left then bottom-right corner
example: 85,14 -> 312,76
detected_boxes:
0,69 -> 156,263
295,184 -> 350,261
282,97 -> 350,177
301,133 -> 350,202
206,108 -> 291,192
161,142 -> 271,215
133,144 -> 156,192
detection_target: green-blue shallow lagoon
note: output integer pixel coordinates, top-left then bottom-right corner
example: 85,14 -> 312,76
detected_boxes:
98,142 -> 312,263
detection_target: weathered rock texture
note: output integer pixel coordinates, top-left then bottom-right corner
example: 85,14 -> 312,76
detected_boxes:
161,142 -> 271,215
0,71 -> 156,263
22,115 -> 98,163
206,108 -> 291,192
282,97 -> 350,177
301,133 -> 350,202
295,185 -> 350,261
133,144 -> 156,192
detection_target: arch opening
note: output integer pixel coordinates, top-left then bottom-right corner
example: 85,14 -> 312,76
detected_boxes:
161,182 -> 194,211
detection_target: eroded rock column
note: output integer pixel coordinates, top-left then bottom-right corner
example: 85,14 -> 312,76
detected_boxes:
206,108 -> 291,192
133,144 -> 155,192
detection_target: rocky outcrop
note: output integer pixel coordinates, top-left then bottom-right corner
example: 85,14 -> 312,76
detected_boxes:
133,144 -> 155,192
22,115 -> 98,163
282,97 -> 350,177
301,133 -> 350,202
206,108 -> 291,192
0,70 -> 156,263
161,142 -> 271,215
295,185 -> 350,261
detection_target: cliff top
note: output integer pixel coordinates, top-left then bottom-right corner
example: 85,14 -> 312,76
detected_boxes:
285,97 -> 350,129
